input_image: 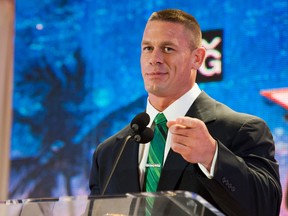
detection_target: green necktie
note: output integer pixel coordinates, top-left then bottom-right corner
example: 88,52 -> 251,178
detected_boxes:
144,113 -> 168,215
145,113 -> 168,192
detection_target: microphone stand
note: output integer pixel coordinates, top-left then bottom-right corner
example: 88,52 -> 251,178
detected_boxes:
101,135 -> 132,196
88,112 -> 152,215
87,135 -> 132,216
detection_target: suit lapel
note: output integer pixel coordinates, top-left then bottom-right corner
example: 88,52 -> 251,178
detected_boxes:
157,149 -> 188,191
157,91 -> 217,190
186,91 -> 217,123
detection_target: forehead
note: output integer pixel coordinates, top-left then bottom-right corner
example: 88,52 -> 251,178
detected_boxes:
142,21 -> 190,45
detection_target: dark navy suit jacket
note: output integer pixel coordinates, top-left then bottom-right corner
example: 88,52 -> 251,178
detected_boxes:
89,92 -> 282,216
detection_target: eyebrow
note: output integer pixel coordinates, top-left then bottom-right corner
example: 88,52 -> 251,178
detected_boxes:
141,40 -> 177,47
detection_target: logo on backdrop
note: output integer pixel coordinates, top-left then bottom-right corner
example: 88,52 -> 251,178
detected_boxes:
197,29 -> 223,83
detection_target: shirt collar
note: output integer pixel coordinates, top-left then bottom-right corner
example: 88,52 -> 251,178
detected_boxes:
146,83 -> 201,125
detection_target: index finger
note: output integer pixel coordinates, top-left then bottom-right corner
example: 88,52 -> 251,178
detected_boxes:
175,116 -> 201,128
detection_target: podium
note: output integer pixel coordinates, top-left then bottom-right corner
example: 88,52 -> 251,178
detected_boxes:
0,191 -> 225,216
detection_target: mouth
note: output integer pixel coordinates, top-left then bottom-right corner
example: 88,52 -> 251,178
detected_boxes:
146,72 -> 168,77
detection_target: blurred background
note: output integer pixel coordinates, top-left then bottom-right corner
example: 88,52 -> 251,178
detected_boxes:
0,0 -> 287,215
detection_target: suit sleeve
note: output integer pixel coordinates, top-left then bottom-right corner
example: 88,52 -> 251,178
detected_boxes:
198,117 -> 282,216
89,150 -> 101,195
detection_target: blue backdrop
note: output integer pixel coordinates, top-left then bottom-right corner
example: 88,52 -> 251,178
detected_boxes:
11,0 -> 288,214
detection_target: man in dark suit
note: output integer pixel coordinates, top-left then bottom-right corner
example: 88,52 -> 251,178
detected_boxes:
89,9 -> 282,216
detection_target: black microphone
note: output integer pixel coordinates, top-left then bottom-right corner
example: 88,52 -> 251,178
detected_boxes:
131,112 -> 150,133
134,127 -> 154,143
101,112 -> 153,195
131,112 -> 153,143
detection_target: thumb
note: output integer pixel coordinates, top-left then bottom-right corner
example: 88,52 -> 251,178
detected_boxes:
167,120 -> 177,128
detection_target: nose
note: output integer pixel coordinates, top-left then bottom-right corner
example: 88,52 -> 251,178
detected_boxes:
149,49 -> 163,65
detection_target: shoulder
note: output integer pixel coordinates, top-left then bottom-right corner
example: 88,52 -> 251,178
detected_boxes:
215,100 -> 268,130
196,92 -> 272,141
194,91 -> 266,126
94,125 -> 130,155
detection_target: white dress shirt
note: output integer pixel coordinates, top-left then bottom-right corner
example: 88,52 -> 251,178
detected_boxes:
138,83 -> 218,189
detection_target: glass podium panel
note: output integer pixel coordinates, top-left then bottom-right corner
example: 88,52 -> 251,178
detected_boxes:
0,191 -> 225,216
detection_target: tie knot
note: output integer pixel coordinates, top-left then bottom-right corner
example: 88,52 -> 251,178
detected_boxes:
154,113 -> 167,125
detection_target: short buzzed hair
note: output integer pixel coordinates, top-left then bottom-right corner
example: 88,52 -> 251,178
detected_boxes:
148,9 -> 202,49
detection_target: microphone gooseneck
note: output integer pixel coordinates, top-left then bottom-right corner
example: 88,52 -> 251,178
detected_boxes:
101,112 -> 153,196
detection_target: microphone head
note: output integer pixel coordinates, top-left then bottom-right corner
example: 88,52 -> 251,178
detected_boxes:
138,127 -> 154,144
130,112 -> 150,132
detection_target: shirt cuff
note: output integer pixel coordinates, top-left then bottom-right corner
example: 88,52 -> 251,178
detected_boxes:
198,143 -> 218,179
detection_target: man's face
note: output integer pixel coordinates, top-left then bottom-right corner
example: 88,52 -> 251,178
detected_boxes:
141,21 -> 197,99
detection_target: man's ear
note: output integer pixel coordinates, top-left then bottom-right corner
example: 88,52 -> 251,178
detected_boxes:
191,47 -> 206,69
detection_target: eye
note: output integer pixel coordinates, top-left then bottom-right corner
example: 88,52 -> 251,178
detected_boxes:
163,47 -> 174,53
142,46 -> 153,52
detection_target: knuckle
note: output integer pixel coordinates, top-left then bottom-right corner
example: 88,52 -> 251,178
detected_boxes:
173,135 -> 181,143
